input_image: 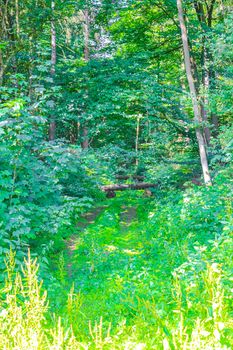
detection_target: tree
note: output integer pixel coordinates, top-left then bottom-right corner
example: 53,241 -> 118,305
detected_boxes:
177,0 -> 212,185
193,0 -> 219,142
49,0 -> 57,141
81,8 -> 90,149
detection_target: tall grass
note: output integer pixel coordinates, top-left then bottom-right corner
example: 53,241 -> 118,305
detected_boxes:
0,246 -> 232,349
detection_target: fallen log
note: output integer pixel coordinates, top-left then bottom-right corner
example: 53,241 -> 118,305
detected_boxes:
115,175 -> 145,181
101,182 -> 158,192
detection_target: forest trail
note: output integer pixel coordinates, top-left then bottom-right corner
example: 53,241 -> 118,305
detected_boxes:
66,205 -> 108,277
60,194 -> 175,329
66,199 -> 139,278
120,206 -> 137,227
61,195 -> 152,327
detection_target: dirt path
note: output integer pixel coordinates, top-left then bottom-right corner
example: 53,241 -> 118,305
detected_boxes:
66,206 -> 107,277
66,200 -> 139,279
120,206 -> 137,227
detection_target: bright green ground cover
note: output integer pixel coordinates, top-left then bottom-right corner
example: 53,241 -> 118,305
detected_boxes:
0,189 -> 233,349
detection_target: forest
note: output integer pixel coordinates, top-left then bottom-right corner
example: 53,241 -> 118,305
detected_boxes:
0,0 -> 232,348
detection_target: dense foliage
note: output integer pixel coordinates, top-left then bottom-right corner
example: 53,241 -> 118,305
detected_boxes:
0,0 -> 232,348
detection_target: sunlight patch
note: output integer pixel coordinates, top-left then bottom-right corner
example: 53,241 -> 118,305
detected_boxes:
123,249 -> 140,255
105,245 -> 118,252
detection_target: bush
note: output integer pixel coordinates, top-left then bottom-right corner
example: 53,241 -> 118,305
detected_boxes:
0,101 -> 96,274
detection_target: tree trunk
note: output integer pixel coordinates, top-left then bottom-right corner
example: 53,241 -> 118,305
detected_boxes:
135,116 -> 140,166
83,9 -> 90,62
0,49 -> 3,86
81,125 -> 89,149
209,67 -> 219,135
200,39 -> 211,146
194,0 -> 218,139
49,0 -> 56,141
15,0 -> 20,36
81,8 -> 90,149
177,0 -> 212,185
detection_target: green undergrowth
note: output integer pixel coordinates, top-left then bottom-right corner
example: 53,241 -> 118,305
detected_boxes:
1,186 -> 233,349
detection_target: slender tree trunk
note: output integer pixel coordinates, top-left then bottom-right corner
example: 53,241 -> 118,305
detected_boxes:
211,110 -> 219,132
177,0 -> 212,185
15,0 -> 19,36
81,9 -> 90,150
50,0 -> 56,77
208,64 -> 219,135
179,61 -> 186,113
65,19 -> 71,45
81,125 -> 89,149
83,9 -> 89,62
0,49 -> 3,85
194,0 -> 218,140
49,0 -> 56,141
135,116 -> 140,167
28,37 -> 35,99
200,39 -> 211,146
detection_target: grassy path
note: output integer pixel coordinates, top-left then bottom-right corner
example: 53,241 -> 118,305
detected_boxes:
66,196 -> 143,288
62,194 -> 172,340
49,193 -> 233,348
67,206 -> 108,278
